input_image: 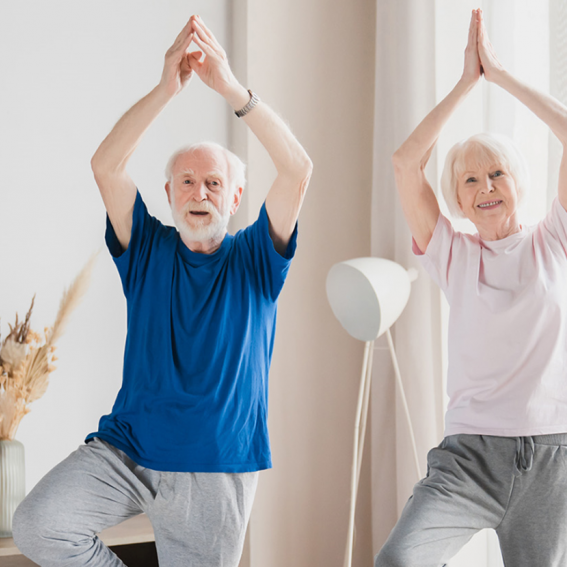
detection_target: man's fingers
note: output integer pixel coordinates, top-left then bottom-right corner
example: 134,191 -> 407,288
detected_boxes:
179,31 -> 195,53
192,18 -> 224,54
172,19 -> 193,50
192,32 -> 220,59
187,51 -> 203,70
194,16 -> 217,43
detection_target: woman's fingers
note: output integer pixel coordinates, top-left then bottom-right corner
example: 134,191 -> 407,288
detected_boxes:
467,9 -> 477,47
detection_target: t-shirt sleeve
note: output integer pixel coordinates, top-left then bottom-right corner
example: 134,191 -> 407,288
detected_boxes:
105,190 -> 163,297
541,197 -> 567,255
412,212 -> 456,293
239,202 -> 298,301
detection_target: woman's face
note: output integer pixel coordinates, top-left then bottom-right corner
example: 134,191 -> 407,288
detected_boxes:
456,156 -> 519,236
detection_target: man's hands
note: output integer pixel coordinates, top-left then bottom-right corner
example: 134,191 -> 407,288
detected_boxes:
187,16 -> 242,102
159,15 -> 244,105
159,20 -> 197,98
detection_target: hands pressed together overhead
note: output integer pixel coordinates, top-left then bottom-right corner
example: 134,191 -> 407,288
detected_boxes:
160,15 -> 237,98
462,8 -> 505,87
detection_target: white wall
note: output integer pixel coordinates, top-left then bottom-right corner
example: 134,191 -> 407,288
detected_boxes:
0,0 -> 230,492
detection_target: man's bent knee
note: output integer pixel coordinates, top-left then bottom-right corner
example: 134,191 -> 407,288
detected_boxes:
12,493 -> 79,564
12,496 -> 41,557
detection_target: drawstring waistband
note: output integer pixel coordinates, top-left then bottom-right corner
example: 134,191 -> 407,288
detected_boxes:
512,433 -> 567,476
514,436 -> 534,476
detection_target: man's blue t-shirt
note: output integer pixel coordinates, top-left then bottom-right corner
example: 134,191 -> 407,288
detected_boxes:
86,191 -> 297,473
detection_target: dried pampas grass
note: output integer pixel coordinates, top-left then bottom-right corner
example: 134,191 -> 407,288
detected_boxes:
0,253 -> 98,440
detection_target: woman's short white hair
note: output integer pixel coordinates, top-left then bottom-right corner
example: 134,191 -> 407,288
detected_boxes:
440,133 -> 530,219
165,141 -> 246,193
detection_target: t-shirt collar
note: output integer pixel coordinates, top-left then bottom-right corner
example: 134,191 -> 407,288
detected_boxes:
479,224 -> 526,252
177,231 -> 233,265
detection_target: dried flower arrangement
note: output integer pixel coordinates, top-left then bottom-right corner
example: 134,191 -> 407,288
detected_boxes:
0,255 -> 97,440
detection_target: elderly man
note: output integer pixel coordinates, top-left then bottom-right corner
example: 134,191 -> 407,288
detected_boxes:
13,15 -> 312,567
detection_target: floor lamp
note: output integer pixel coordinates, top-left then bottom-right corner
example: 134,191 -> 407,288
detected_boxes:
326,257 -> 420,567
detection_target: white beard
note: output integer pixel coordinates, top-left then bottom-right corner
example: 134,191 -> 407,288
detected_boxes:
171,198 -> 230,244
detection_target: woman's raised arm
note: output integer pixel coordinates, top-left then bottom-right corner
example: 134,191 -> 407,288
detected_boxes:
393,9 -> 481,253
477,10 -> 567,211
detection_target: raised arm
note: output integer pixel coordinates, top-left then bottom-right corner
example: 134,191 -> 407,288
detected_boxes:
477,10 -> 567,211
190,16 -> 313,255
91,20 -> 197,250
392,10 -> 482,253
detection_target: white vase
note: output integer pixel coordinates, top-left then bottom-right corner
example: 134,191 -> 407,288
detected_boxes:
0,439 -> 25,538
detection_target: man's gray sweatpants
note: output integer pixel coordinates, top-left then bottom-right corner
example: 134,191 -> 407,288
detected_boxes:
12,438 -> 258,567
375,433 -> 567,567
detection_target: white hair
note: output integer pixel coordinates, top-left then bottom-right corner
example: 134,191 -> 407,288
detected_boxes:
440,133 -> 530,219
165,141 -> 246,193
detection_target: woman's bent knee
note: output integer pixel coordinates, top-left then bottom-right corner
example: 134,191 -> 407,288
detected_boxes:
374,542 -> 418,567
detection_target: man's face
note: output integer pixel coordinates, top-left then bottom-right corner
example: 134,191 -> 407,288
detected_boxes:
166,147 -> 242,246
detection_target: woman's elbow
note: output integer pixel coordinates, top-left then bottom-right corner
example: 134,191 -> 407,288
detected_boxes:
392,148 -> 410,170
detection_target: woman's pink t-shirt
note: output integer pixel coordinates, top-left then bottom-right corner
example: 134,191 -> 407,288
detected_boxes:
415,198 -> 567,436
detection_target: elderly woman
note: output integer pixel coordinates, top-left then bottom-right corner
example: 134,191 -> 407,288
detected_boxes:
375,9 -> 567,567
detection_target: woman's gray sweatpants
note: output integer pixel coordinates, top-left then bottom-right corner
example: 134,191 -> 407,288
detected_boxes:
375,433 -> 567,567
12,438 -> 258,567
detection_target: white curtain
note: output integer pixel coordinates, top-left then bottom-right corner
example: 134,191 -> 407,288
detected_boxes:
371,1 -> 551,566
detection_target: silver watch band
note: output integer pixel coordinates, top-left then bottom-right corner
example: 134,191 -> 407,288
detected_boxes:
235,90 -> 260,118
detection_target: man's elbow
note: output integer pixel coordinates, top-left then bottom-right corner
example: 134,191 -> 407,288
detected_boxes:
296,157 -> 313,196
91,151 -> 123,181
300,156 -> 313,180
90,150 -> 107,177
294,153 -> 313,182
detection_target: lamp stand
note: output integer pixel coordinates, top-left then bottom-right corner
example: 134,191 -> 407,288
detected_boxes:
344,340 -> 374,567
343,330 -> 421,567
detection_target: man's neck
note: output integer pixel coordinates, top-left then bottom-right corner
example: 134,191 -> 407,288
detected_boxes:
181,230 -> 227,254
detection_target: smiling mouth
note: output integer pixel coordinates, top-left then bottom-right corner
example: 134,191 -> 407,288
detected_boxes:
477,200 -> 502,209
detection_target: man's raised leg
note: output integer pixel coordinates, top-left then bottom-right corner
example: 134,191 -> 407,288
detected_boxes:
12,438 -> 157,567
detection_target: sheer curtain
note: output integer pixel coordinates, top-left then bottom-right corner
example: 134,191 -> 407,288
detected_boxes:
371,1 -> 553,565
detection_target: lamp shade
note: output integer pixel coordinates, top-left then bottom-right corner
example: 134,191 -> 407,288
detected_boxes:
326,258 -> 414,342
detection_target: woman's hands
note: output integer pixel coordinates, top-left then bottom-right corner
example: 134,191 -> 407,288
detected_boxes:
461,9 -> 483,88
461,9 -> 506,87
477,9 -> 506,83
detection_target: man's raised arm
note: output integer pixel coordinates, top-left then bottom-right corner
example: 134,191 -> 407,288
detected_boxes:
190,16 -> 313,255
91,20 -> 197,251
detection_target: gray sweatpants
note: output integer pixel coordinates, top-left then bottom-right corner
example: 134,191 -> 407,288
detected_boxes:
12,438 -> 258,567
375,433 -> 567,567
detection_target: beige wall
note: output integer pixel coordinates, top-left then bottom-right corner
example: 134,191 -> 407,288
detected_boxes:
231,1 -> 377,565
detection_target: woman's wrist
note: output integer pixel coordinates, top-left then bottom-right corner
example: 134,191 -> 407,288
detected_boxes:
455,76 -> 478,96
487,67 -> 510,88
